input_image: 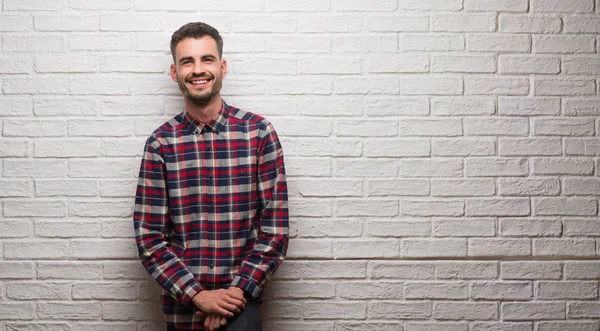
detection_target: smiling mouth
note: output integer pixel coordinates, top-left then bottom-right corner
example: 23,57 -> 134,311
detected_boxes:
187,77 -> 212,87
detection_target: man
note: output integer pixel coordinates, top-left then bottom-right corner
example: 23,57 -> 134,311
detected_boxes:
133,22 -> 289,331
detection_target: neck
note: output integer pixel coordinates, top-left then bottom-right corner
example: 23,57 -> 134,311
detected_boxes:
184,95 -> 222,124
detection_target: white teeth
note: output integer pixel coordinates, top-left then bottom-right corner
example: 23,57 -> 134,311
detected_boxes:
192,80 -> 207,84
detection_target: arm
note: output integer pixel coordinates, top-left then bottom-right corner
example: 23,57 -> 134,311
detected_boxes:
133,136 -> 205,306
230,123 -> 290,297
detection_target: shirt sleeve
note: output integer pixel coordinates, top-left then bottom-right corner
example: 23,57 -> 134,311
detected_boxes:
133,136 -> 205,306
230,123 -> 290,298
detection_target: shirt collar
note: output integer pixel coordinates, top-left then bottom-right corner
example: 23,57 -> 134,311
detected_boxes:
183,100 -> 230,135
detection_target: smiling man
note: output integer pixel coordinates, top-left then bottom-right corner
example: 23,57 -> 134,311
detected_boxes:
133,22 -> 289,331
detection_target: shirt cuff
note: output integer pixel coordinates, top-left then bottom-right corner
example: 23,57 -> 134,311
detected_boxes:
180,280 -> 205,306
230,276 -> 261,299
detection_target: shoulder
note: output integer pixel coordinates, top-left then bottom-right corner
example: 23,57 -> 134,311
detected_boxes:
145,112 -> 187,149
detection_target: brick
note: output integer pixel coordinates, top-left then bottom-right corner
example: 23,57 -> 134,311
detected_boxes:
432,97 -> 495,116
433,138 -> 496,156
465,77 -> 529,95
69,159 -> 132,178
499,55 -> 560,74
135,0 -> 197,11
338,119 -> 397,137
533,238 -> 596,257
432,14 -> 496,32
0,97 -> 32,116
34,14 -> 98,32
433,219 -> 495,237
36,220 -> 100,238
499,14 -> 562,33
466,198 -> 530,216
405,282 -> 467,300
269,77 -> 331,95
286,239 -> 332,258
367,179 -> 429,196
365,97 -> 429,116
298,14 -> 362,32
99,14 -> 164,32
100,55 -> 167,73
498,178 -> 560,196
502,302 -> 565,320
402,199 -> 464,217
0,262 -> 34,279
3,159 -> 66,178
467,158 -> 528,177
564,98 -> 600,116
0,303 -> 35,320
70,324 -> 137,331
465,118 -> 529,136
0,14 -> 33,32
499,97 -> 560,116
4,0 -> 63,10
335,0 -> 397,11
272,322 -> 332,331
399,0 -> 462,10
266,0 -> 329,11
401,76 -> 463,95
499,138 -> 562,156
337,322 -> 403,331
467,34 -> 531,52
568,302 -> 600,319
265,35 -> 330,54
0,56 -> 32,73
499,218 -> 562,236
402,239 -> 467,257
103,261 -> 148,280
72,283 -> 137,300
0,180 -> 31,197
465,0 -> 528,11
3,35 -> 65,52
536,281 -> 598,299
471,282 -> 532,300
436,261 -> 498,280
564,57 -> 600,75
564,178 -> 600,195
405,323 -> 468,331
334,239 -> 400,258
286,157 -> 331,177
534,35 -> 595,53
34,54 -> 97,73
68,0 -> 133,10
565,261 -> 600,279
338,34 -> 398,54
4,76 -> 67,95
0,220 -> 33,238
401,159 -> 463,177
371,262 -> 435,280
70,75 -> 131,95
70,239 -> 136,259
564,16 -> 600,33
34,140 -> 99,158
100,179 -> 137,198
366,55 -> 429,73
339,281 -> 403,299
432,55 -> 496,73
469,238 -> 531,257
37,262 -> 103,280
367,219 -> 431,237
364,139 -> 429,157
335,77 -> 399,94
103,302 -> 163,321
4,120 -> 66,137
401,33 -> 465,52
69,34 -> 134,51
537,322 -> 600,331
233,15 -> 296,33
295,218 -> 362,238
271,281 -> 335,299
535,78 -> 596,96
303,301 -> 366,319
369,302 -> 432,319
35,98 -> 97,116
4,200 -> 67,217
261,301 -> 302,319
501,261 -> 562,280
4,241 -> 68,259
534,197 -> 597,216
68,119 -> 133,137
6,282 -> 71,300
470,322 -> 532,331
566,138 -> 600,156
289,199 -> 332,217
532,157 -> 594,175
69,200 -> 132,217
335,199 -> 398,217
531,0 -> 594,12
401,119 -> 463,137
295,261 -> 366,279
434,302 -> 498,320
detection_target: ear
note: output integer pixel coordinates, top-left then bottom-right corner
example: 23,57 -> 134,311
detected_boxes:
221,59 -> 227,79
170,63 -> 177,82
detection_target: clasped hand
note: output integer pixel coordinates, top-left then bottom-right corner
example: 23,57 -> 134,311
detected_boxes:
192,287 -> 247,330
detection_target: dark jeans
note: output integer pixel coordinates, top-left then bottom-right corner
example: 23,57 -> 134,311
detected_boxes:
167,298 -> 262,331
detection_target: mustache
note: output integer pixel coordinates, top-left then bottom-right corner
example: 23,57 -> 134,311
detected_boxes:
186,73 -> 214,80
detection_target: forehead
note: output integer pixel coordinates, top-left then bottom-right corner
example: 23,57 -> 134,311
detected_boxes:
174,36 -> 219,60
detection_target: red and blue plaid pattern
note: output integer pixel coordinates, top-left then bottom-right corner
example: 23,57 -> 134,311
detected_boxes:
134,101 -> 289,329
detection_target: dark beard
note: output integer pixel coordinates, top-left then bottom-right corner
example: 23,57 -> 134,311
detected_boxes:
177,74 -> 221,107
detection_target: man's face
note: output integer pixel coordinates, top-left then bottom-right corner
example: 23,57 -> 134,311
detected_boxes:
170,36 -> 227,107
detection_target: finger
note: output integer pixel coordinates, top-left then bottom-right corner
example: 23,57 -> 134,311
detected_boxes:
204,315 -> 212,330
218,301 -> 238,314
224,297 -> 246,310
220,317 -> 227,326
211,316 -> 221,330
215,306 -> 235,318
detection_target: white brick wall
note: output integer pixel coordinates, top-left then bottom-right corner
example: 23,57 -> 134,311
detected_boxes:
0,0 -> 599,330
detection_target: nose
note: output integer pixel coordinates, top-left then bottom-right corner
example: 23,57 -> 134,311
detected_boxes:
192,61 -> 205,75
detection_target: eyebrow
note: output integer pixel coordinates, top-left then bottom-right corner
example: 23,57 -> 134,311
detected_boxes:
178,54 -> 217,64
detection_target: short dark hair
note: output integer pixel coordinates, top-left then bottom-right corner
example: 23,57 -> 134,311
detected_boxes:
170,22 -> 223,62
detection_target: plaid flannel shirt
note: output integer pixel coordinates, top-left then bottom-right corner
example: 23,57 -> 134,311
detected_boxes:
133,101 -> 289,329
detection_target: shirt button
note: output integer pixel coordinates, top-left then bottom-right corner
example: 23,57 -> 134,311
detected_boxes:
208,206 -> 214,211
209,234 -> 215,240
208,264 -> 214,269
